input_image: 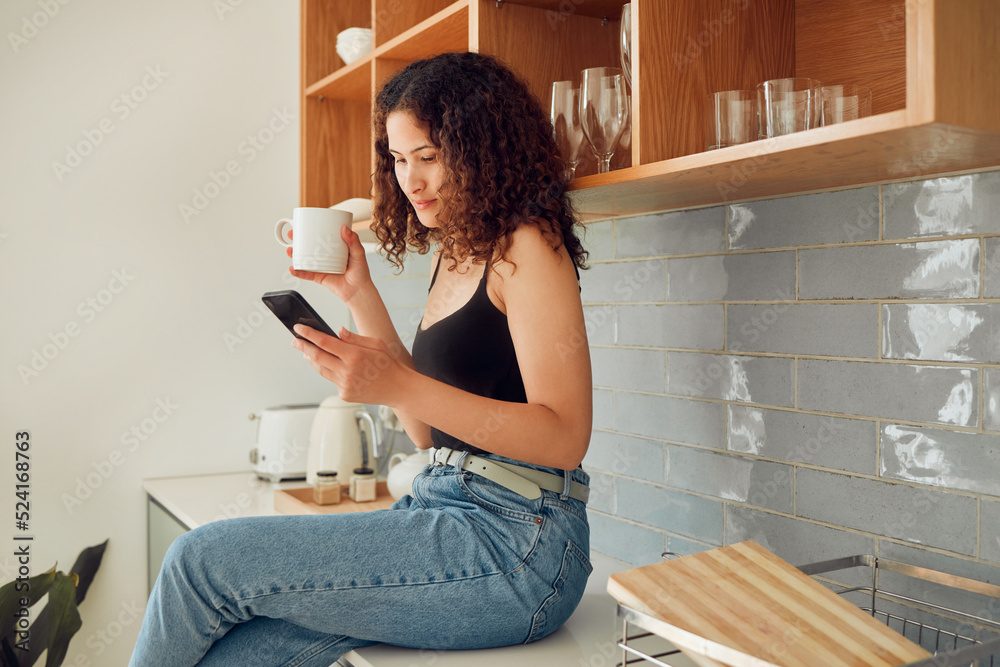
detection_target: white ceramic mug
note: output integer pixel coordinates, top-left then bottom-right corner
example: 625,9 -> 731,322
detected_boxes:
275,207 -> 352,274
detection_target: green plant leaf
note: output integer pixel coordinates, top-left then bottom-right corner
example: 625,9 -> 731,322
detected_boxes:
0,568 -> 56,648
68,540 -> 107,606
20,573 -> 81,667
2,635 -> 22,667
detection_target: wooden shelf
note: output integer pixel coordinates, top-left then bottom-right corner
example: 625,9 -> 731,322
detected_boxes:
377,0 -> 469,61
307,56 -> 372,101
301,0 -> 1000,218
568,113 -> 1000,219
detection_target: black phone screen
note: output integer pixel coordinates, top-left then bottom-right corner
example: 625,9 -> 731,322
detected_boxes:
261,290 -> 340,340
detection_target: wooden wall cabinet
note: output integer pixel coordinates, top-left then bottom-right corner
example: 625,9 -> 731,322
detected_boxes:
301,0 -> 1000,223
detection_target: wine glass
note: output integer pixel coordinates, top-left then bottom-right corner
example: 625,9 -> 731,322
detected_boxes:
550,81 -> 585,180
620,3 -> 632,88
580,67 -> 629,174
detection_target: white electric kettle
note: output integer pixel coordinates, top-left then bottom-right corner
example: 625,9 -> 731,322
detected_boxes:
306,396 -> 379,486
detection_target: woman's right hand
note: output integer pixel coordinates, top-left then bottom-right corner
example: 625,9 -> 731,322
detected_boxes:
287,224 -> 372,304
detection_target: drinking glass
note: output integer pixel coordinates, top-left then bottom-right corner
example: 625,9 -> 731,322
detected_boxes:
706,90 -> 758,150
580,67 -> 629,174
620,3 -> 632,88
757,78 -> 822,138
821,84 -> 873,125
550,81 -> 585,180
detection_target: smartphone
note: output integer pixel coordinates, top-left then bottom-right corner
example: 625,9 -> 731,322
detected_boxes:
261,290 -> 340,341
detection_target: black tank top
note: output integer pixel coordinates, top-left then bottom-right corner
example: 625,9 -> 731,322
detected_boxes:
411,257 -> 527,454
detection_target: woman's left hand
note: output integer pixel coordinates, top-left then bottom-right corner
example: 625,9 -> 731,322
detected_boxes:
291,325 -> 406,405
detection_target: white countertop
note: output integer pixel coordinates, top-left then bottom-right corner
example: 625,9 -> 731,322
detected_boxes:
143,471 -> 693,667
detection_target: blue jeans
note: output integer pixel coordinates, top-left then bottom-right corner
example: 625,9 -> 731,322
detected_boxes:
129,455 -> 592,666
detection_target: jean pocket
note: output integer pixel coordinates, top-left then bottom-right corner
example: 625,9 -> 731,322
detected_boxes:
457,471 -> 545,524
525,540 -> 593,643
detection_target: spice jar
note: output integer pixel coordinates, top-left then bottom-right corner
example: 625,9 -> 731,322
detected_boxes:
349,467 -> 377,502
313,470 -> 341,505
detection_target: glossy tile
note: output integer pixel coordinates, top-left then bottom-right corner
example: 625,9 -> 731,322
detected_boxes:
883,303 -> 1000,363
593,388 -> 614,430
880,423 -> 1000,495
982,499 -> 1000,565
728,406 -> 876,474
590,347 -> 665,393
664,445 -> 793,513
583,305 -> 615,345
616,206 -> 725,258
587,511 -> 664,566
581,220 -> 614,262
727,505 -> 876,586
667,251 -> 796,302
883,172 -> 1000,239
727,304 -> 877,357
615,391 -> 725,448
795,468 -> 977,555
617,304 -> 724,349
580,259 -> 666,304
986,368 -> 1000,432
985,238 -> 1000,298
585,470 -> 614,514
798,359 -> 978,427
799,240 -> 980,300
584,431 -> 666,483
728,186 -> 879,250
667,352 -> 794,408
616,477 -> 724,544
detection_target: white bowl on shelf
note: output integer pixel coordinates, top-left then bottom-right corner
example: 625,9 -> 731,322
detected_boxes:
336,27 -> 373,65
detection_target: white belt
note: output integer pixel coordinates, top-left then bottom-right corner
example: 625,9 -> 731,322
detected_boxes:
432,446 -> 589,504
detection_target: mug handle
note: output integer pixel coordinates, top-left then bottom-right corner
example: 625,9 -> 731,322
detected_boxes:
274,219 -> 293,247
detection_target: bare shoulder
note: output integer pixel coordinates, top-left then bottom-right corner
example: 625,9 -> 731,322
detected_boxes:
492,224 -> 575,283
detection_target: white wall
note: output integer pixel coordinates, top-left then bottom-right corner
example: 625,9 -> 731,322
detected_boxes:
0,2 -> 346,664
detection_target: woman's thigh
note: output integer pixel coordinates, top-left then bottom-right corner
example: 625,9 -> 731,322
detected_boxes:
168,467 -> 576,651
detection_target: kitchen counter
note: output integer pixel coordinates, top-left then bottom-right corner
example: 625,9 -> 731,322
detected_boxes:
143,471 -> 693,667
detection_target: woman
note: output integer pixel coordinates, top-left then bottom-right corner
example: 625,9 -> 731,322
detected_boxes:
130,51 -> 593,666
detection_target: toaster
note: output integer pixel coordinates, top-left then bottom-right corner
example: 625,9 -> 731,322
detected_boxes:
249,403 -> 319,481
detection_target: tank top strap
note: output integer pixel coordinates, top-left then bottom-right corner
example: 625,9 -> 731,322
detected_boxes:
428,253 -> 443,290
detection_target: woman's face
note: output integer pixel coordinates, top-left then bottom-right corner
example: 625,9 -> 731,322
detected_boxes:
386,111 -> 443,228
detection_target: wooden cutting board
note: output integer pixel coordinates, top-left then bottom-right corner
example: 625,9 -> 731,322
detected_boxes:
608,541 -> 932,667
273,482 -> 396,515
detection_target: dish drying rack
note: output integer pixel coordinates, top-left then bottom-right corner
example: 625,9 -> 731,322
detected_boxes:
616,552 -> 1000,667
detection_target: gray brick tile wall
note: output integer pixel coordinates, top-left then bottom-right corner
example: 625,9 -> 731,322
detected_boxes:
797,359 -> 978,426
728,186 -> 880,250
882,303 -> 1000,363
615,206 -> 726,257
799,240 -> 980,300
615,477 -> 724,544
617,304 -> 724,349
795,468 -> 977,555
591,346 -> 665,393
615,390 -> 725,448
666,351 -> 794,407
667,251 -> 796,302
879,423 -> 1000,495
584,430 -> 666,483
727,406 -> 877,474
372,169 -> 1000,615
982,499 -> 1000,564
883,172 -> 1000,240
727,303 -> 877,358
664,445 -> 794,513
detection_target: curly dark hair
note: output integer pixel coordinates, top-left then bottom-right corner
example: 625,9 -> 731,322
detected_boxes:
371,51 -> 587,273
